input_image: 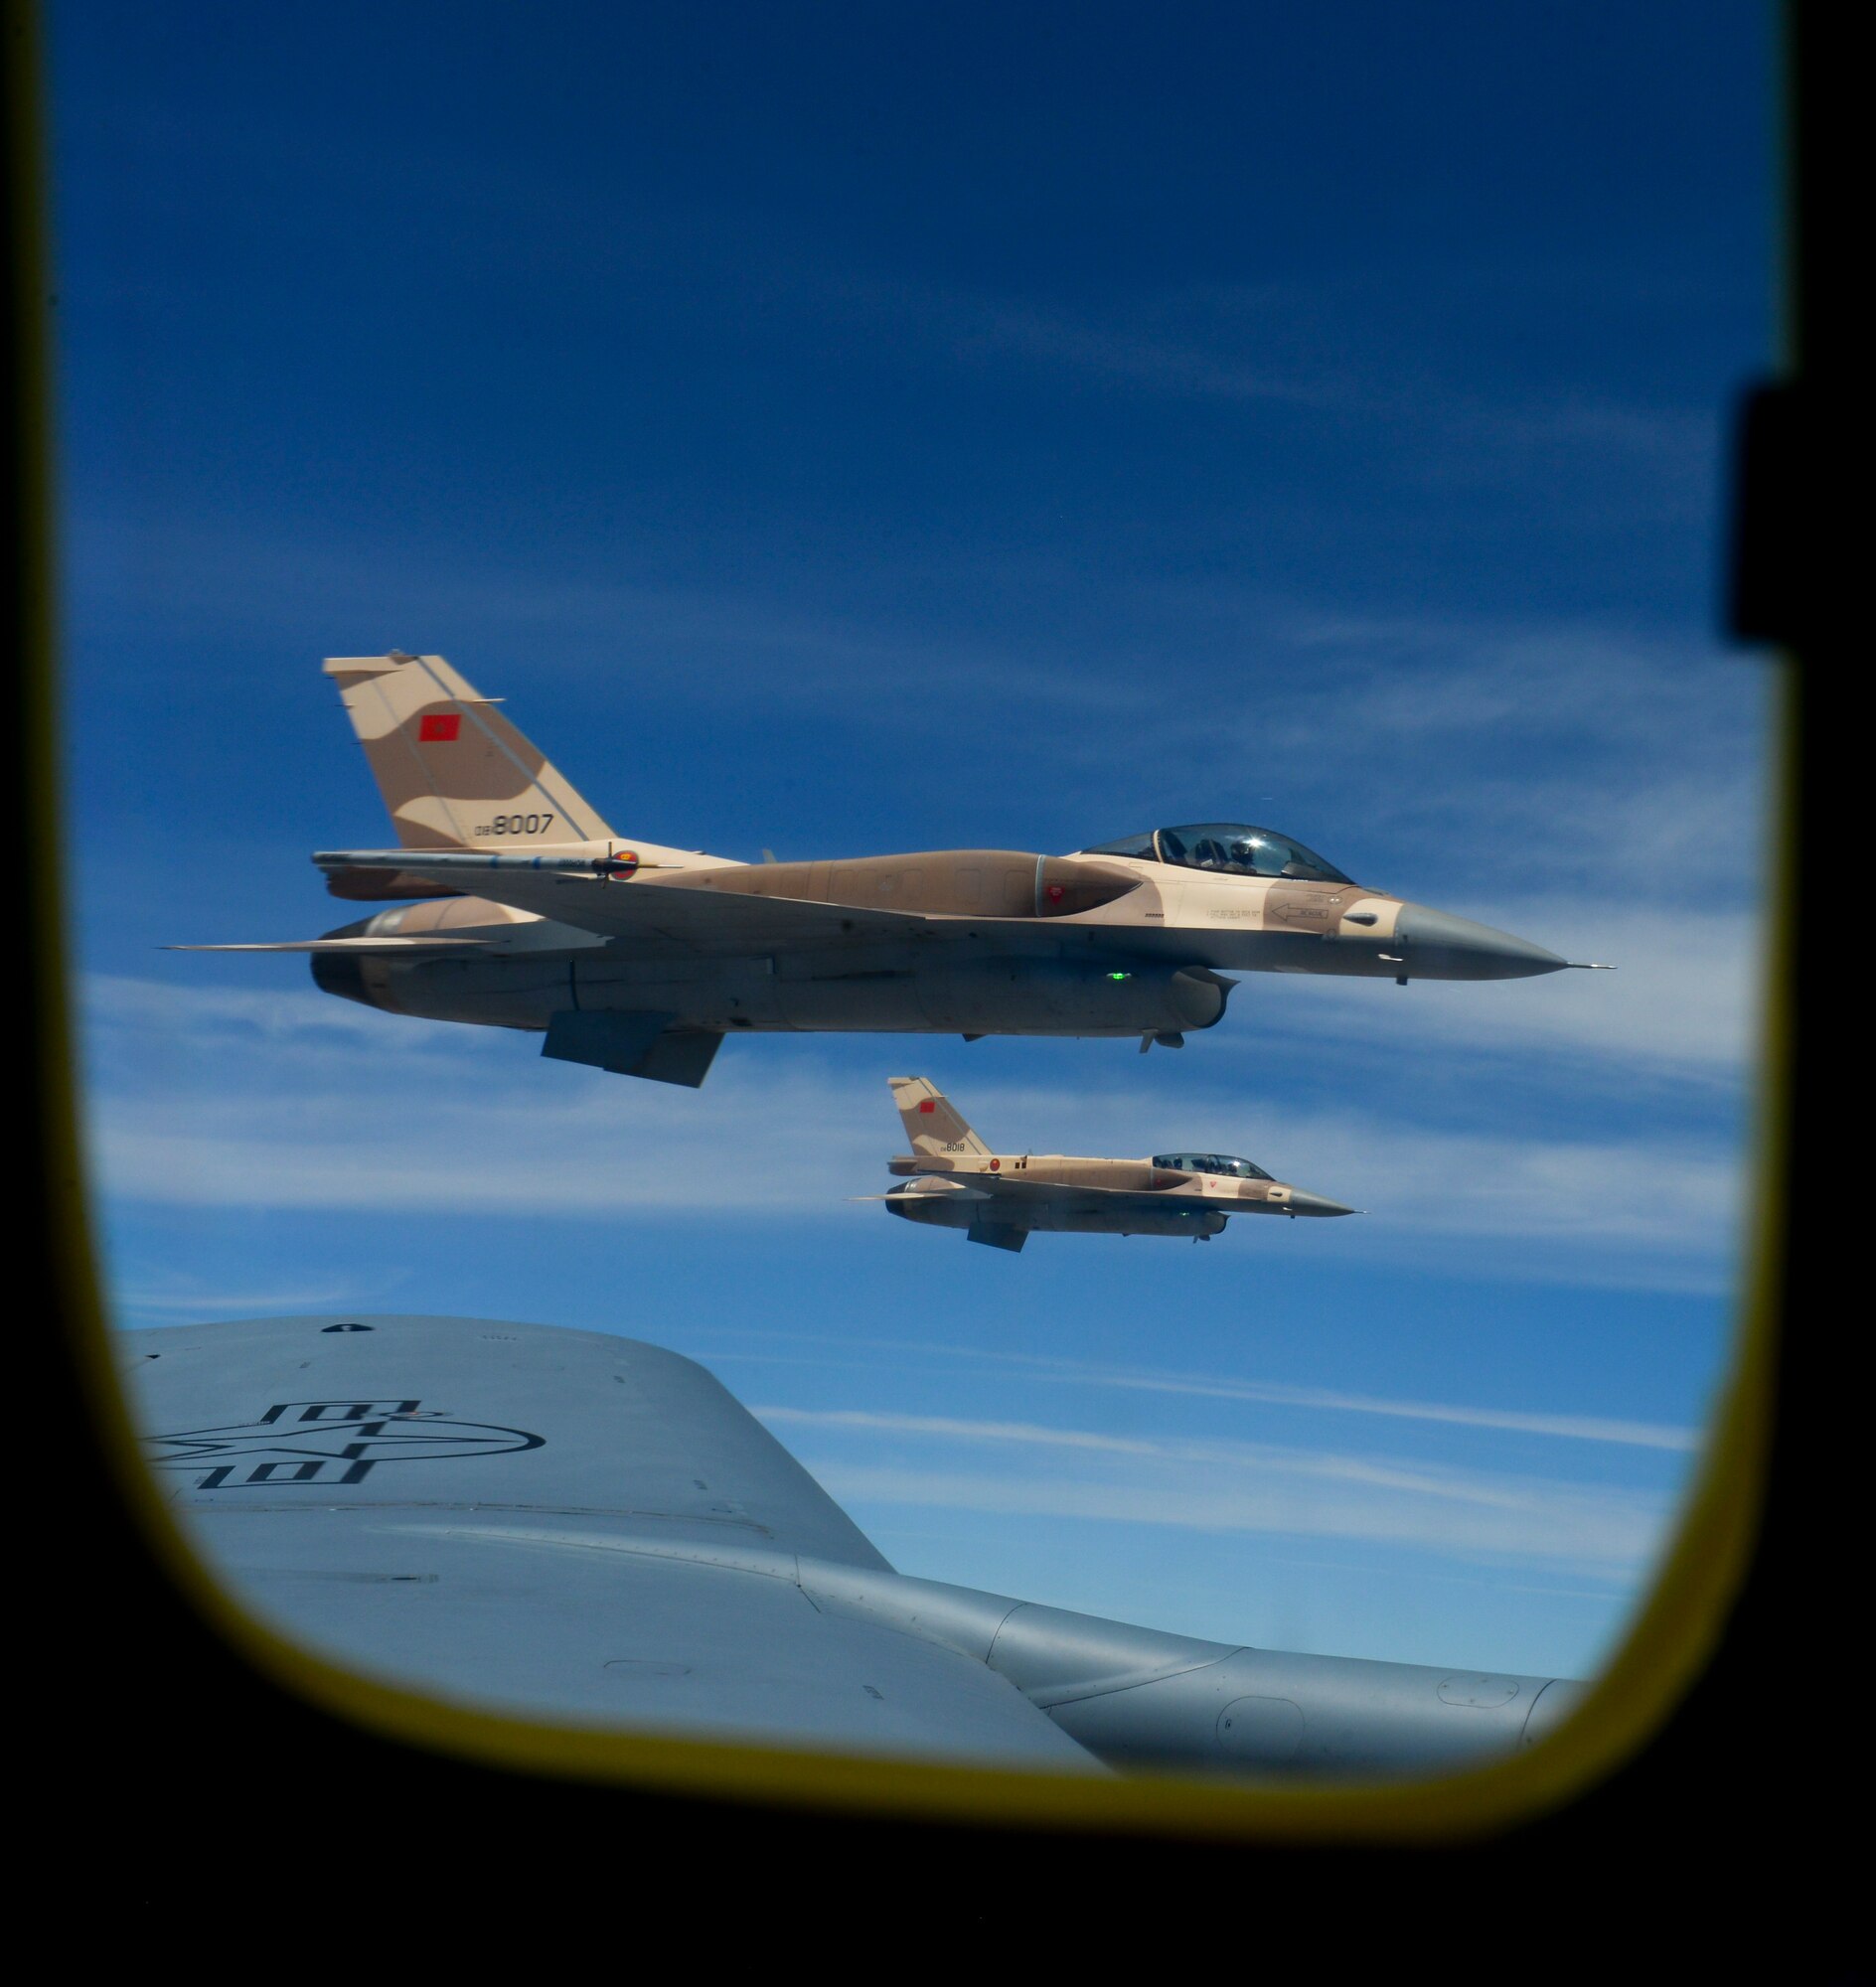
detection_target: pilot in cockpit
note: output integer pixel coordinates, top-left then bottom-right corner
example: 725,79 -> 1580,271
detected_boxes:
1080,824 -> 1354,887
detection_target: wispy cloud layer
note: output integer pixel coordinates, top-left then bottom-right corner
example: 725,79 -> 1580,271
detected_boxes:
756,1405 -> 1668,1578
748,1343 -> 1698,1452
81,963 -> 1746,1294
1234,902 -> 1760,1077
74,978 -> 1741,1288
119,1279 -> 368,1316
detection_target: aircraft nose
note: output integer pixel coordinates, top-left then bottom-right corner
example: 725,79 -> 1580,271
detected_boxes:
1393,904 -> 1567,981
1285,1189 -> 1358,1218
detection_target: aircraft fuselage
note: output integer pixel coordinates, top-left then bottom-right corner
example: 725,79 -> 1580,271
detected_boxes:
312,843 -> 1565,1048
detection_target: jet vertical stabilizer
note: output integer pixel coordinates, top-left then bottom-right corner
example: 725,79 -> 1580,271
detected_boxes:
889,1076 -> 992,1157
323,651 -> 616,850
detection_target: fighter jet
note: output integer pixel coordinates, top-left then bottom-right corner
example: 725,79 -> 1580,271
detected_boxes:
178,653 -> 1603,1086
869,1077 -> 1356,1251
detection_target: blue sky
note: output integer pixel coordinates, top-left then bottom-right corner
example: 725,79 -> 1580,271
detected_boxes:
51,3 -> 1774,1684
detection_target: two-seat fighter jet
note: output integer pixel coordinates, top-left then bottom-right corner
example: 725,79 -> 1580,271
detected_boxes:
869,1077 -> 1355,1252
180,653 -> 1599,1086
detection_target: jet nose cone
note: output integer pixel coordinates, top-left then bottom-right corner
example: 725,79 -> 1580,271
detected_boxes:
1394,904 -> 1567,981
1285,1188 -> 1358,1218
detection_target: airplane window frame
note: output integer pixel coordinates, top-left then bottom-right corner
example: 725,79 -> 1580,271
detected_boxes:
13,0 -> 1833,1886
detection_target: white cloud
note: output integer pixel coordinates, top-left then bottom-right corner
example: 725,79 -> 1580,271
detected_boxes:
1077,1371 -> 1699,1452
78,973 -> 1748,1291
751,1348 -> 1697,1452
759,1407 -> 1672,1578
1227,901 -> 1762,1079
119,1281 -> 366,1317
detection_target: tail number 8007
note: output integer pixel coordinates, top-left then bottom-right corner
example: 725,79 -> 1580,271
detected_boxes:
476,813 -> 555,838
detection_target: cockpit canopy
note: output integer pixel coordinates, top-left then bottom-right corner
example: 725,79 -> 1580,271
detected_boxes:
1080,824 -> 1352,885
1152,1152 -> 1274,1180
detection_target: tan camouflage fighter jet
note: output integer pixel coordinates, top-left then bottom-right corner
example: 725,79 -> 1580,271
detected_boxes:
864,1077 -> 1356,1252
179,653 -> 1605,1086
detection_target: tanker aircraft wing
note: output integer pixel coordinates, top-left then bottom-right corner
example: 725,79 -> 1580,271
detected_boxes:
124,1313 -> 1579,1775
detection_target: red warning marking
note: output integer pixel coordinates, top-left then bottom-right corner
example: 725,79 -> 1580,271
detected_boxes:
418,712 -> 462,742
918,1100 -> 936,1114
1046,883 -> 1064,902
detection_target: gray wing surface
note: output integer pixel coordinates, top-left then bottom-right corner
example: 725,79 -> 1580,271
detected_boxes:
122,1315 -> 1094,1766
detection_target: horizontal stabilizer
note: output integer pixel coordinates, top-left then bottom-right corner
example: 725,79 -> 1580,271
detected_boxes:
543,1010 -> 724,1088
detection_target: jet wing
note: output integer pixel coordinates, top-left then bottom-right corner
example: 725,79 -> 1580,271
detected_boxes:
166,937 -> 499,954
123,1315 -> 1095,1767
312,849 -> 1061,956
878,1177 -> 1200,1218
958,1173 -> 1225,1217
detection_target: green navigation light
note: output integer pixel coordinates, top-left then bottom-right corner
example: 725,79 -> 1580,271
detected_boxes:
1107,972 -> 1131,982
